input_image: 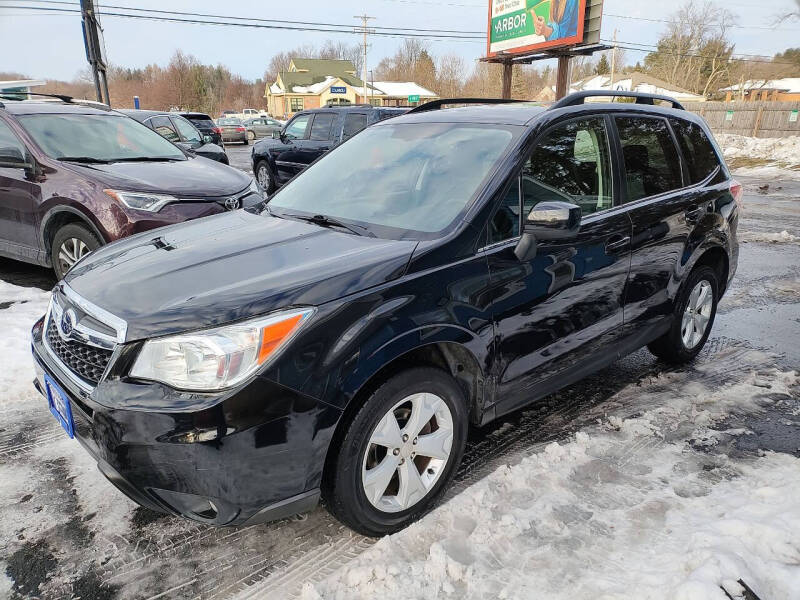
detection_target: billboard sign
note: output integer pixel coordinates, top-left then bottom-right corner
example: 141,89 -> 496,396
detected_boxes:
487,0 -> 587,58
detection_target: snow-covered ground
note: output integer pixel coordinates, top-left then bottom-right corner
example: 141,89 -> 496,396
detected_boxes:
716,134 -> 800,171
1,151 -> 799,600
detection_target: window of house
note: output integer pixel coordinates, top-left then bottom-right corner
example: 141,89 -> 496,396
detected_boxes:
309,113 -> 335,141
290,97 -> 304,112
342,113 -> 368,141
284,114 -> 310,140
369,98 -> 382,106
615,116 -> 683,202
149,116 -> 180,143
669,118 -> 722,184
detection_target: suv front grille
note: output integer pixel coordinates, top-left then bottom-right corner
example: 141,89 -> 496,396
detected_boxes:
45,318 -> 113,385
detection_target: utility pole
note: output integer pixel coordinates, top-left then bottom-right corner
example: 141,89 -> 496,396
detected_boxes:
80,0 -> 110,105
609,28 -> 617,91
354,14 -> 375,102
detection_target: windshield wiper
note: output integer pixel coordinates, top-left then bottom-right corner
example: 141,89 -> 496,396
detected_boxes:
281,212 -> 376,237
110,156 -> 183,162
58,156 -> 111,164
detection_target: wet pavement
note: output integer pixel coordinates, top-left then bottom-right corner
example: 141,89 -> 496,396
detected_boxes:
0,165 -> 797,599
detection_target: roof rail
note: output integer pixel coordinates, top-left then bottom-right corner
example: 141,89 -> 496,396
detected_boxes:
550,90 -> 685,111
0,92 -> 76,103
407,98 -> 529,114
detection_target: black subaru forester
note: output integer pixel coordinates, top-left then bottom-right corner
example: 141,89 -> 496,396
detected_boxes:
31,92 -> 739,536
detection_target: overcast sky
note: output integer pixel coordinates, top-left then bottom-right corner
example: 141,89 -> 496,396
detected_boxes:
1,0 -> 798,82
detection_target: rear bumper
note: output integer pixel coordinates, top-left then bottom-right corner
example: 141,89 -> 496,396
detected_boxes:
30,316 -> 341,526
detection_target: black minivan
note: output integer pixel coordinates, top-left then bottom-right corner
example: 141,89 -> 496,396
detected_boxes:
31,93 -> 739,536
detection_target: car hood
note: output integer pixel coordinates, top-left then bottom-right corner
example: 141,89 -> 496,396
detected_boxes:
65,210 -> 417,341
62,155 -> 250,197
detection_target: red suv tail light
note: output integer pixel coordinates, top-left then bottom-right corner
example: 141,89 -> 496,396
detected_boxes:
211,127 -> 222,134
236,126 -> 246,132
730,179 -> 743,209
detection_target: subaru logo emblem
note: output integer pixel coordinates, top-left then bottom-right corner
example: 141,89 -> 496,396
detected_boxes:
59,308 -> 76,339
225,197 -> 240,210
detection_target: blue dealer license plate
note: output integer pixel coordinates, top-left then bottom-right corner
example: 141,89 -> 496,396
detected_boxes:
45,374 -> 75,438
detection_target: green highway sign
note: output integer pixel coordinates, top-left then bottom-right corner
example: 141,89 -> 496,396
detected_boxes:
408,94 -> 420,103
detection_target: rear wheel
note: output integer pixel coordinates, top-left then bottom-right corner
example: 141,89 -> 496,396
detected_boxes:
51,223 -> 101,280
247,130 -> 255,141
242,137 -> 249,145
648,265 -> 718,364
324,367 -> 468,536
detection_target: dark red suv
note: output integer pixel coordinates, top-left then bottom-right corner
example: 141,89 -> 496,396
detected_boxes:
0,99 -> 260,278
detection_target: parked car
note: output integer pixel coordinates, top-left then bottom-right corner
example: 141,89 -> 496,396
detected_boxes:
30,92 -> 739,537
243,116 -> 282,141
0,98 -> 261,278
120,109 -> 229,164
251,105 -> 407,193
174,111 -> 223,146
216,117 -> 248,145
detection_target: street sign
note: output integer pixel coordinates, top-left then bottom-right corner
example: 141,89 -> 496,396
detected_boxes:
487,0 -> 589,58
330,86 -> 346,94
408,94 -> 420,103
790,110 -> 798,123
133,96 -> 140,109
725,110 -> 734,122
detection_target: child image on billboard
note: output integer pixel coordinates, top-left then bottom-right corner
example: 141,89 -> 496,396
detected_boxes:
530,0 -> 579,41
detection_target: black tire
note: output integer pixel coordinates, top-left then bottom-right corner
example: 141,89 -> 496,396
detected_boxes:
51,222 -> 102,280
242,137 -> 249,145
648,265 -> 719,364
246,130 -> 255,141
324,366 -> 469,537
255,160 -> 276,194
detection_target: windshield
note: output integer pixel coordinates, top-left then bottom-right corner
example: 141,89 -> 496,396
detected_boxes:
268,122 -> 517,237
19,113 -> 185,161
218,118 -> 241,125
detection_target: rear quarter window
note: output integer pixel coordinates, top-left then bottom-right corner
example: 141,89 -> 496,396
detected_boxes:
669,118 -> 723,184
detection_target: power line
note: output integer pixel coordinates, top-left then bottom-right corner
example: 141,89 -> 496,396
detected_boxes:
603,12 -> 800,32
605,41 -> 797,65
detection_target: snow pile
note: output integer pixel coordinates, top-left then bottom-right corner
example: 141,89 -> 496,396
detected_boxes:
740,230 -> 799,244
716,134 -> 800,168
303,357 -> 800,600
0,281 -> 50,404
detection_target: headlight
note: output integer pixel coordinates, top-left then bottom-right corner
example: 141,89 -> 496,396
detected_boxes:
105,189 -> 177,212
129,308 -> 314,391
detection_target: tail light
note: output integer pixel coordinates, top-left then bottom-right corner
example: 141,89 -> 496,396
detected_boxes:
211,127 -> 222,134
236,126 -> 245,132
730,179 -> 743,210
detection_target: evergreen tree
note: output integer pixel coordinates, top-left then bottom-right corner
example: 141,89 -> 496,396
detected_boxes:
595,54 -> 610,75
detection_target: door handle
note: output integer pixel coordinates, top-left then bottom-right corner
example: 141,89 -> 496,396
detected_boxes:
605,235 -> 630,253
684,206 -> 704,223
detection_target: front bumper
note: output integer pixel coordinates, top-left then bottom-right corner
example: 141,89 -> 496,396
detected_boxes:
31,316 -> 340,526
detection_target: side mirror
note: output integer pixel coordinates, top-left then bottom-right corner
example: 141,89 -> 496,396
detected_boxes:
0,147 -> 32,170
272,130 -> 281,139
514,201 -> 581,261
203,135 -> 213,144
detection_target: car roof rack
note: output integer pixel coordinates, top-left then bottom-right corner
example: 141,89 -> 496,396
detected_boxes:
550,90 -> 685,110
0,92 -> 75,103
406,98 -> 529,114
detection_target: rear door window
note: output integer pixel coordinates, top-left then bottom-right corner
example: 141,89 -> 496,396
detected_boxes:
669,118 -> 722,184
342,113 -> 368,141
149,116 -> 180,143
309,113 -> 335,141
615,116 -> 683,202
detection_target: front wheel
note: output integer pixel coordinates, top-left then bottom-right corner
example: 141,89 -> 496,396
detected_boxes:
648,265 -> 719,364
255,160 -> 276,194
51,223 -> 102,280
324,367 -> 468,536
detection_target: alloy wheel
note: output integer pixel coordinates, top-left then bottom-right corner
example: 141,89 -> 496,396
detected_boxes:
361,392 -> 454,513
257,164 -> 271,190
58,237 -> 91,274
681,279 -> 713,349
